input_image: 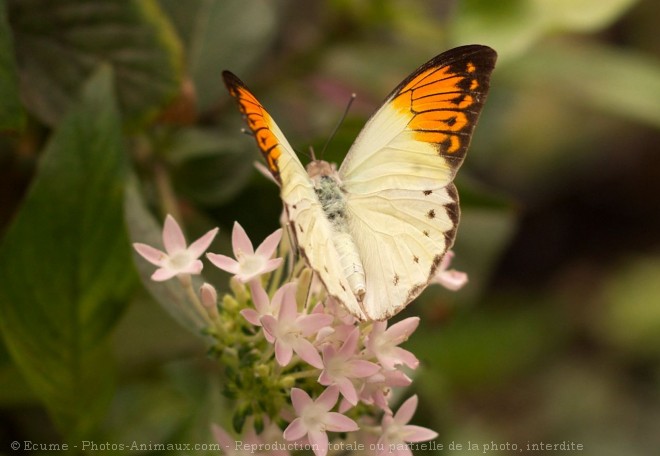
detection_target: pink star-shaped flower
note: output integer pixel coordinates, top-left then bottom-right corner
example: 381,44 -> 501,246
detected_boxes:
241,281 -> 296,330
366,317 -> 420,371
283,386 -> 358,456
377,395 -> 438,456
133,214 -> 218,281
318,328 -> 380,405
261,295 -> 333,369
207,222 -> 283,283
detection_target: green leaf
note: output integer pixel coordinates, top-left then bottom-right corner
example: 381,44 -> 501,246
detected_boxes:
8,0 -> 183,127
0,66 -> 133,438
165,127 -> 256,205
0,0 -> 24,130
160,0 -> 277,112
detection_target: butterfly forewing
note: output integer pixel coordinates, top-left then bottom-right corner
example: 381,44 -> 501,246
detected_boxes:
339,45 -> 496,320
222,71 -> 366,319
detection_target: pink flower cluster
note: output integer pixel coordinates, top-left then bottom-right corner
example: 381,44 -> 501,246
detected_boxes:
133,215 -> 468,456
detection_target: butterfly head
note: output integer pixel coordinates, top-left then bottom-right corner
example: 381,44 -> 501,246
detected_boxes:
305,159 -> 340,184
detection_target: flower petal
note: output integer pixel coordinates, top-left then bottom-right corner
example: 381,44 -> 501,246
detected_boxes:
261,257 -> 283,275
434,269 -> 468,290
151,267 -> 178,281
255,228 -> 283,258
249,281 -> 270,314
308,430 -> 329,456
325,412 -> 359,432
316,385 -> 339,411
347,359 -> 381,378
232,221 -> 254,256
133,243 -> 166,266
338,327 -> 360,358
391,346 -> 419,370
299,314 -> 334,337
240,309 -> 261,326
394,395 -> 418,425
385,317 -> 420,344
206,253 -> 240,274
402,424 -> 438,442
163,214 -> 187,253
283,417 -> 307,441
187,227 -> 219,258
294,337 -> 323,368
290,388 -> 312,415
274,339 -> 293,366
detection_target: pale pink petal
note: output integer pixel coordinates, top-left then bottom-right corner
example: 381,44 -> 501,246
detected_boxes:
299,314 -> 334,337
294,338 -> 323,368
182,259 -> 203,275
394,395 -> 418,425
440,250 -> 455,269
272,282 -> 297,315
385,317 -> 420,344
260,315 -> 277,338
133,243 -> 166,266
435,270 -> 468,290
290,388 -> 312,415
391,346 -> 419,369
308,430 -> 329,456
187,227 -> 219,258
206,253 -> 240,274
232,222 -> 254,256
255,228 -> 283,258
402,425 -> 438,442
254,161 -> 280,187
262,257 -> 283,274
283,417 -> 307,441
278,292 -> 298,321
163,214 -> 187,253
249,281 -> 270,314
318,369 -> 333,385
240,309 -> 261,326
338,328 -> 359,358
336,377 -> 358,405
316,385 -> 339,411
274,339 -> 294,366
325,412 -> 359,432
347,359 -> 381,378
151,267 -> 178,281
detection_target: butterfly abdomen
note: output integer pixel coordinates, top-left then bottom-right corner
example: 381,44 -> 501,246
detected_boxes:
310,164 -> 366,302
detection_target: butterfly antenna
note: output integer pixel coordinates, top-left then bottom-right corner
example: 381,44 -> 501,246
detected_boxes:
320,92 -> 356,159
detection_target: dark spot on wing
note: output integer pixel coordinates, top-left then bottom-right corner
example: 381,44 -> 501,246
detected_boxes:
427,209 -> 436,219
393,274 -> 400,286
423,190 -> 433,196
413,255 -> 419,263
423,230 -> 430,237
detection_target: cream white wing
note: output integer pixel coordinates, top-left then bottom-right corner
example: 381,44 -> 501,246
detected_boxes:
222,71 -> 366,319
340,45 -> 497,320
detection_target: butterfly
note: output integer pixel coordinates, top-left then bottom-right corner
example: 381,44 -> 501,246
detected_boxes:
223,45 -> 497,321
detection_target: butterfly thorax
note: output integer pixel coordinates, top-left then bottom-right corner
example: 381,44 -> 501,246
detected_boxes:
306,159 -> 367,303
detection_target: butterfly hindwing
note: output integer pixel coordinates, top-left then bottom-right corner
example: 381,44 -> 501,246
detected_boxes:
340,45 -> 496,320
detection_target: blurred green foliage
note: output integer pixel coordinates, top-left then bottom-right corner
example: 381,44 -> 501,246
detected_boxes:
0,0 -> 659,454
